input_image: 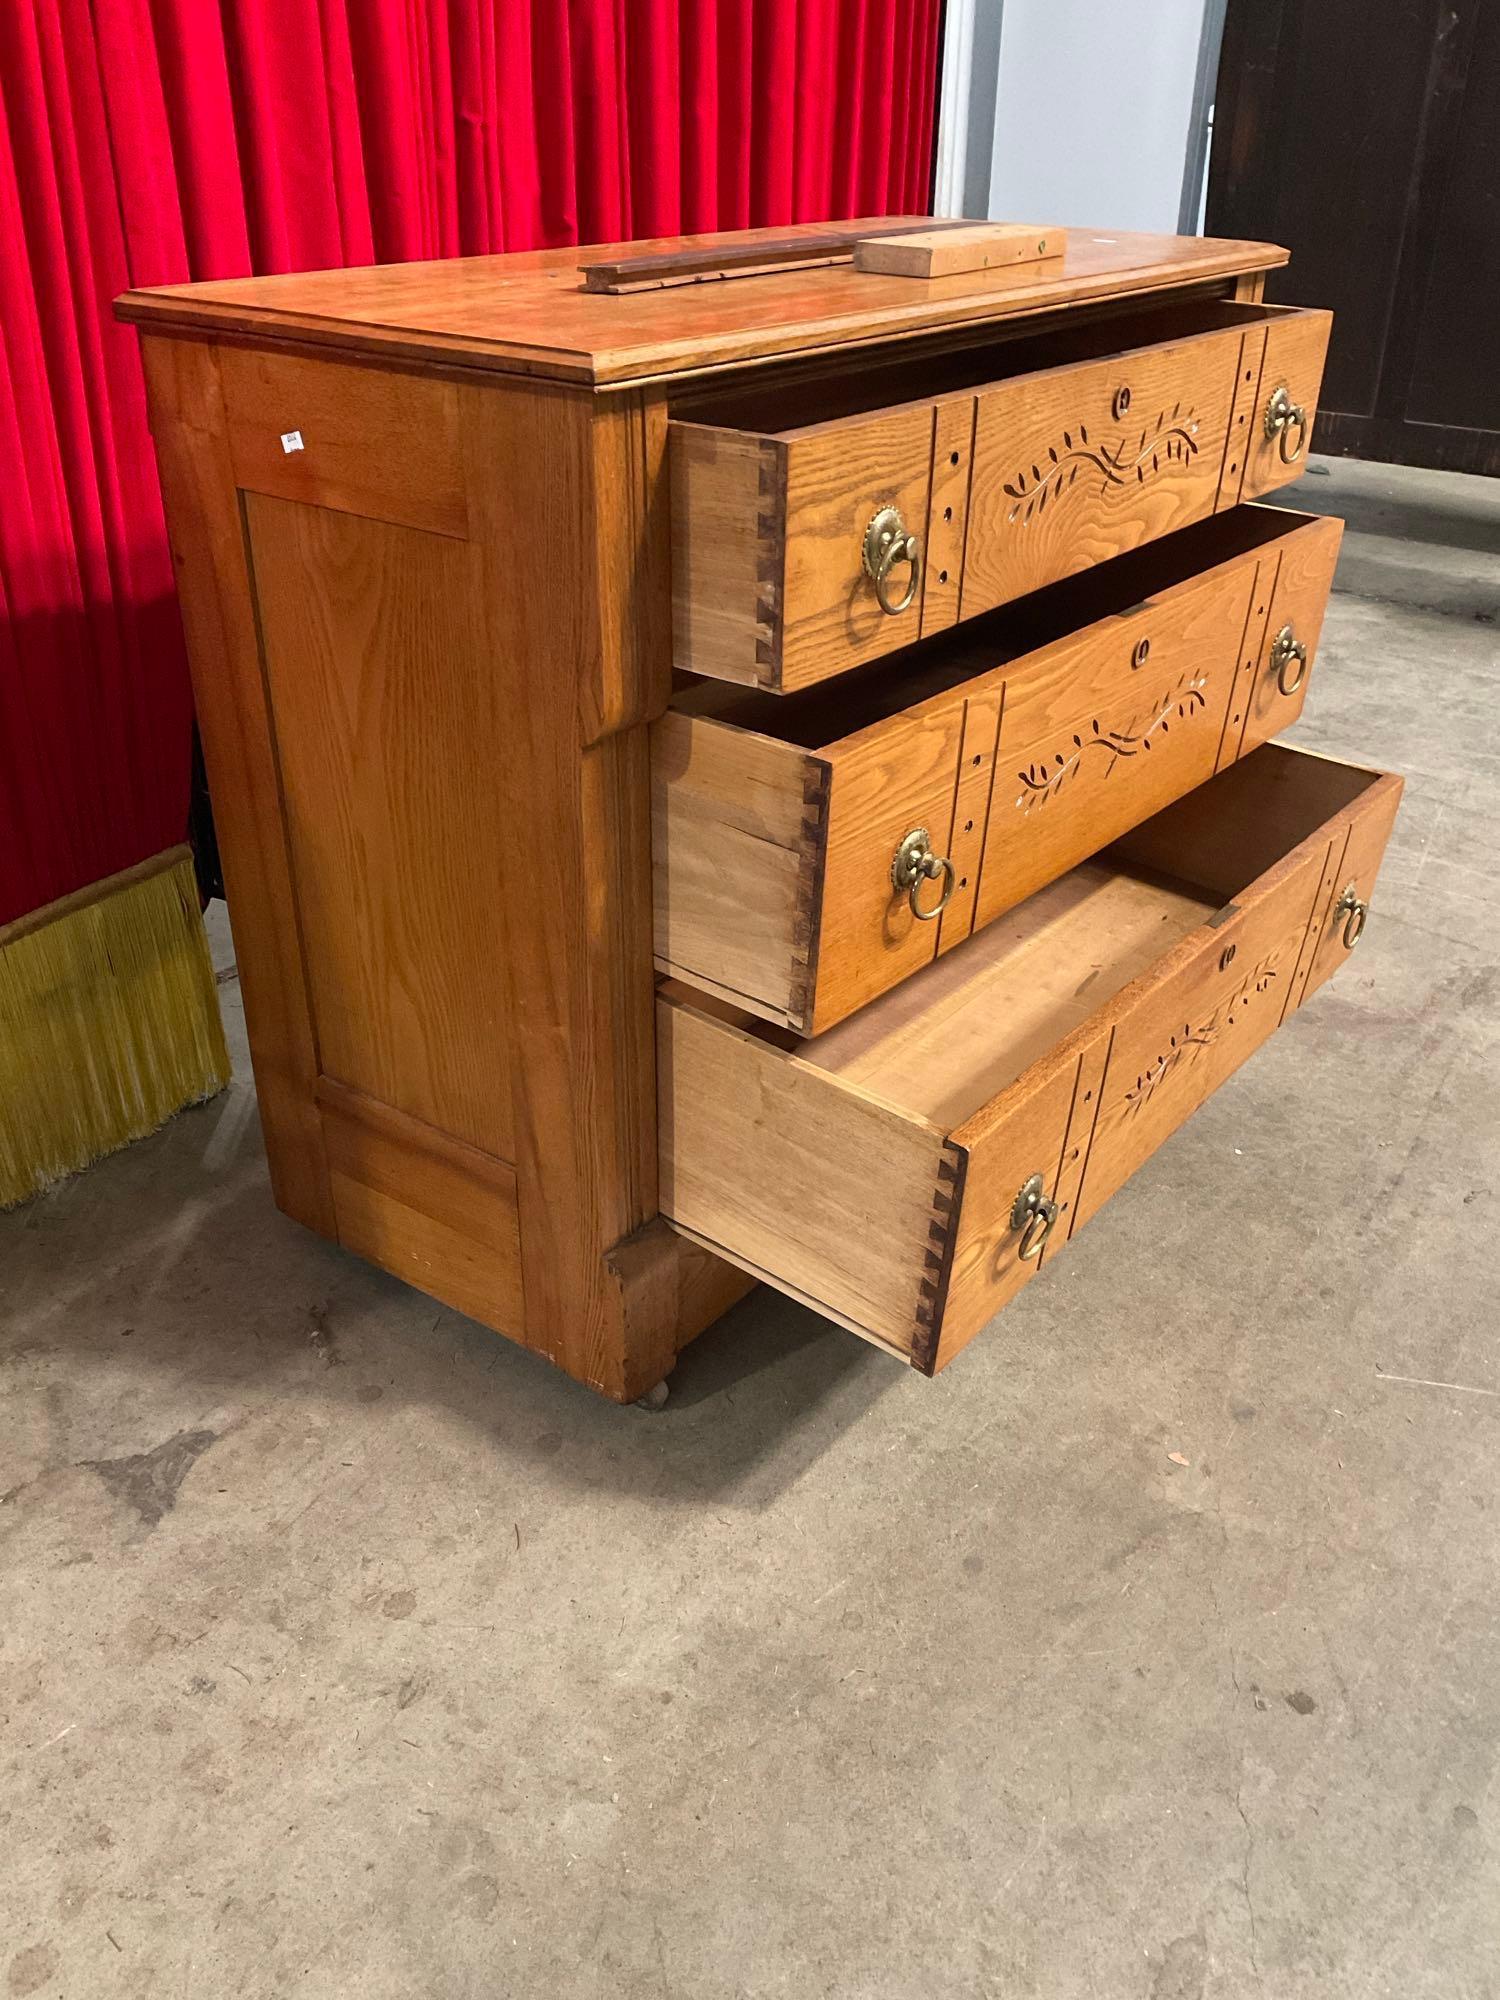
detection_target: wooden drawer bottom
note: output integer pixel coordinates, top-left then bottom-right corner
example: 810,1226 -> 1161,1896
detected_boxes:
658,743 -> 1402,1373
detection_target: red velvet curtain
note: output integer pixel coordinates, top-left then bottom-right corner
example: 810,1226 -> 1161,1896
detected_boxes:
0,1 -> 941,927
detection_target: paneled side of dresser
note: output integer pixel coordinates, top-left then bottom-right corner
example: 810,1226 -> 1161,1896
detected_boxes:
139,336 -> 749,1401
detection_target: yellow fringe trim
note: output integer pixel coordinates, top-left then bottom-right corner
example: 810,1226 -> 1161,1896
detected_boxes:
0,848 -> 230,1209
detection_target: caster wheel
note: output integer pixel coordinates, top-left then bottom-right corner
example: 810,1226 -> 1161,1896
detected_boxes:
634,1380 -> 670,1411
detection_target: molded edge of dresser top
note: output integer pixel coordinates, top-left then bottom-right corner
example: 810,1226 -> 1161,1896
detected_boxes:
115,222 -> 1288,387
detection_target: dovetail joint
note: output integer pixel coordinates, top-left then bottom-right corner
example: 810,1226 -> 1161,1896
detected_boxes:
787,760 -> 832,1031
911,1143 -> 969,1374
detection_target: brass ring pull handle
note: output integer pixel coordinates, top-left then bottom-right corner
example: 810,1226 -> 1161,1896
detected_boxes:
1335,883 -> 1368,949
891,826 -> 956,922
1271,623 -> 1308,696
1264,384 -> 1309,464
1011,1172 -> 1058,1261
862,505 -> 923,617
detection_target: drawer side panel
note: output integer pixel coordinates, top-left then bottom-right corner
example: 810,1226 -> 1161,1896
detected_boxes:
651,711 -> 813,1022
670,424 -> 782,686
657,995 -> 951,1355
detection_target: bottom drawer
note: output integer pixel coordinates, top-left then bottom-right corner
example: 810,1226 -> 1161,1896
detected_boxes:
658,743 -> 1402,1373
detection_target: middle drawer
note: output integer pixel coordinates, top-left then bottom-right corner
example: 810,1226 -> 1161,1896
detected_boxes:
653,504 -> 1341,1035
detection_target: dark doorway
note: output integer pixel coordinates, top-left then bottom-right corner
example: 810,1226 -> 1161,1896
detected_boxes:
1207,0 -> 1499,476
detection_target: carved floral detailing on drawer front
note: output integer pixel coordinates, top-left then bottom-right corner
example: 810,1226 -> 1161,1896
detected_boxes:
1002,405 -> 1202,527
1013,672 -> 1211,813
963,337 -> 1246,618
655,508 -> 1343,1038
1122,949 -> 1282,1114
669,304 -> 1333,691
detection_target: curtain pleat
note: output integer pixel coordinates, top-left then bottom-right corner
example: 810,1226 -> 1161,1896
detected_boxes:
0,0 -> 943,926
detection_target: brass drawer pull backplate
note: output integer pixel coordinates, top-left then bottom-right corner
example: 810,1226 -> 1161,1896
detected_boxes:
1264,383 -> 1308,464
1271,622 -> 1308,695
863,504 -> 923,616
1011,1172 -> 1058,1261
891,826 -> 956,922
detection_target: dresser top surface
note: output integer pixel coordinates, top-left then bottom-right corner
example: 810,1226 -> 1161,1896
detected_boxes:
117,220 -> 1287,389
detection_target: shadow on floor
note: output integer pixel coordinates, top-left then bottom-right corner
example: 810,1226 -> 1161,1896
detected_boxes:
3,1080 -> 906,1514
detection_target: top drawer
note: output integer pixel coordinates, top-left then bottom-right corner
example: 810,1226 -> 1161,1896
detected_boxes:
670,299 -> 1331,692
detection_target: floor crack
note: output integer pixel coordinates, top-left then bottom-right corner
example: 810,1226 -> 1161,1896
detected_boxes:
1235,1780 -> 1266,1996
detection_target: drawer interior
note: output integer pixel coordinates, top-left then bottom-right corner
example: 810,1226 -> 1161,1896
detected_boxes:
671,299 -> 1292,434
685,743 -> 1387,1131
660,742 -> 1398,1371
798,865 -> 1215,1126
671,504 -> 1321,750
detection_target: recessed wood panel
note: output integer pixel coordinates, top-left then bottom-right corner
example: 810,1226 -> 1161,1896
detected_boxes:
319,1080 -> 525,1335
221,347 -> 468,538
245,494 -> 514,1161
137,337 -> 337,1239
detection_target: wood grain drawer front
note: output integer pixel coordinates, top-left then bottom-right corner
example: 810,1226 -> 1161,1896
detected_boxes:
658,744 -> 1402,1376
973,559 -> 1258,934
654,508 -> 1340,1036
671,406 -> 937,694
1070,751 -> 1400,1234
669,304 -> 1331,692
1221,509 -> 1343,767
962,311 -> 1325,615
963,329 -> 1241,613
1241,309 -> 1333,502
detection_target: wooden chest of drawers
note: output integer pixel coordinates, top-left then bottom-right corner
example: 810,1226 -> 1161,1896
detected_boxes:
119,220 -> 1398,1403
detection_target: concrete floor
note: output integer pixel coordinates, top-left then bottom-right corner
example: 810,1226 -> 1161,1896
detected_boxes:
3,456 -> 1498,1998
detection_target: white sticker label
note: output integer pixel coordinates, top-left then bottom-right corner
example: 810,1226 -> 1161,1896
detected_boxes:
280,430 -> 305,454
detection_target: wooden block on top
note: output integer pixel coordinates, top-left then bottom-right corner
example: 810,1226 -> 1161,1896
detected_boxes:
854,223 -> 1067,281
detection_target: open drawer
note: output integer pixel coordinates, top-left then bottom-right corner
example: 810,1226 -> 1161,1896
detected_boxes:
655,505 -> 1342,1034
658,743 -> 1402,1374
670,297 -> 1331,691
